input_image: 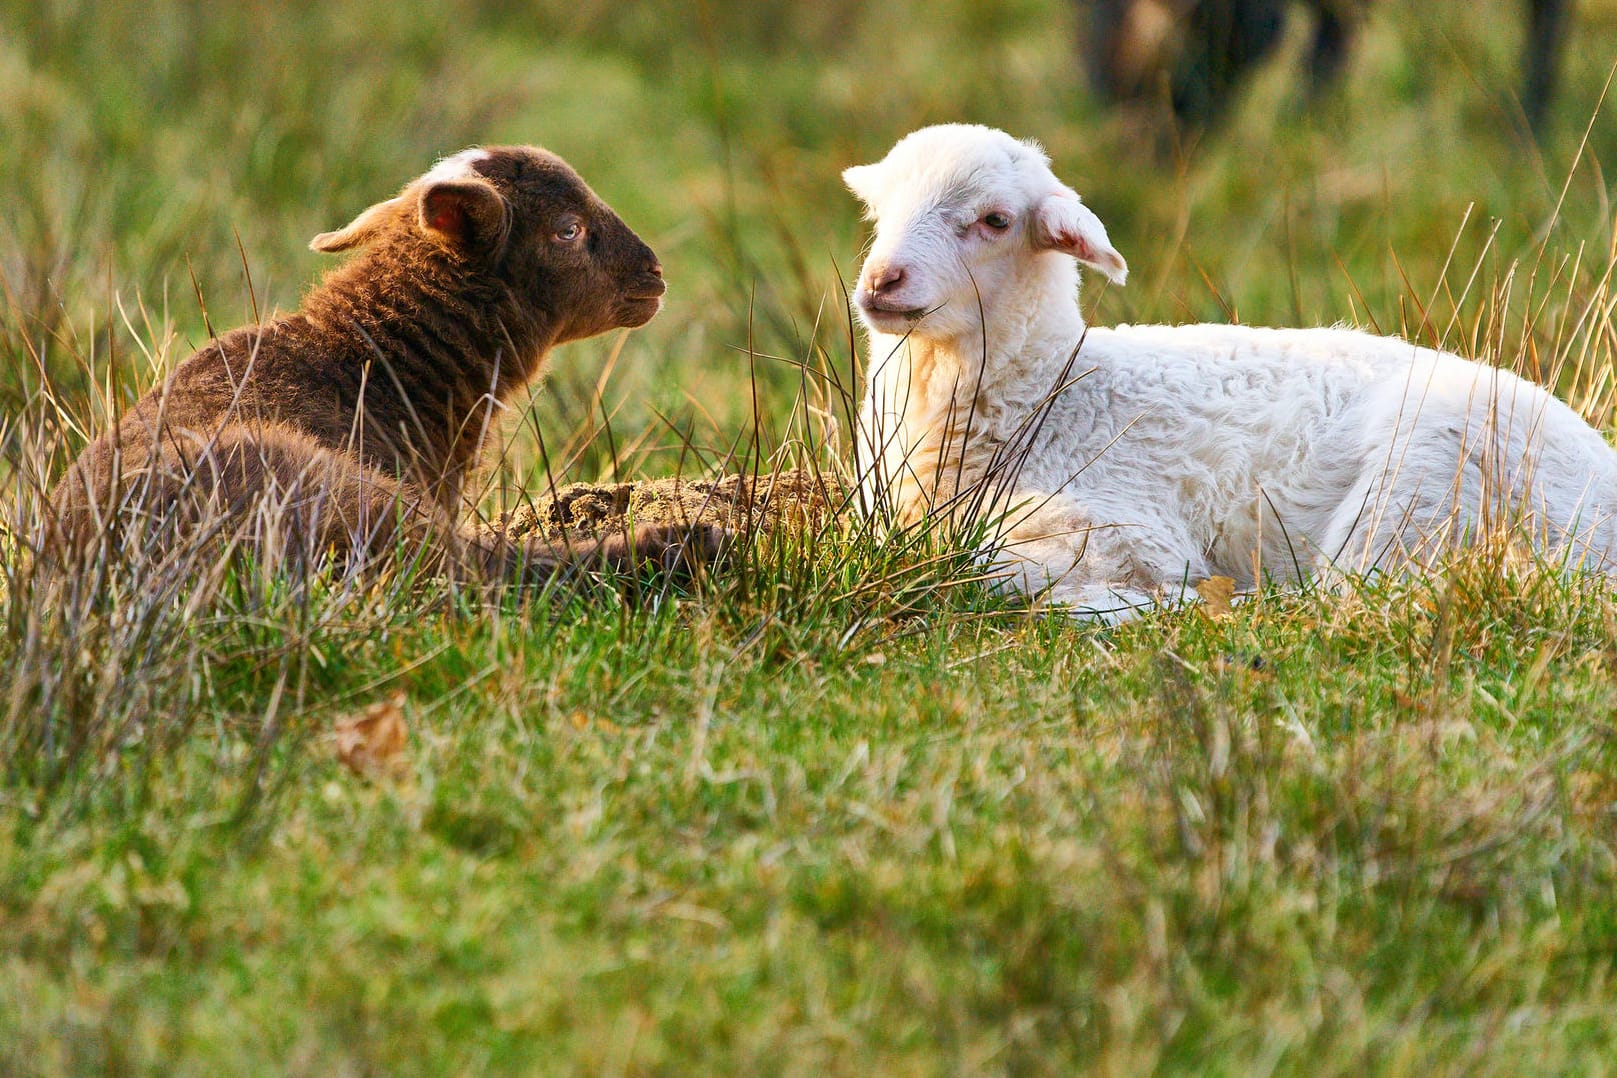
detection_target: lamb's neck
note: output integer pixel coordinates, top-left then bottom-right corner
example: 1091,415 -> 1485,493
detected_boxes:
914,273 -> 1087,412
858,266 -> 1088,521
970,261 -> 1091,408
303,251 -> 553,476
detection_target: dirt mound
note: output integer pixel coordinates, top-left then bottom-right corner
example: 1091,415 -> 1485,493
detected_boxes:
492,468 -> 848,545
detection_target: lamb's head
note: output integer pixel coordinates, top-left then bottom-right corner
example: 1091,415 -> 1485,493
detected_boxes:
311,146 -> 665,345
843,124 -> 1126,344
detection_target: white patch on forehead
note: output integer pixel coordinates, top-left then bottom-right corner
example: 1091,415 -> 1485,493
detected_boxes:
421,148 -> 491,184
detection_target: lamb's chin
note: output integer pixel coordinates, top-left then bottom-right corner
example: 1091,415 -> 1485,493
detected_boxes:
616,296 -> 664,327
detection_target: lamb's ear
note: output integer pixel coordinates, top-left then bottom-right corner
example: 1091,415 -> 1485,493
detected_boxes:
418,178 -> 509,251
841,163 -> 882,209
1033,192 -> 1128,285
309,197 -> 404,253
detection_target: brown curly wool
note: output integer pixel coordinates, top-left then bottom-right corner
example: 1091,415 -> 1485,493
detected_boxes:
47,146 -> 721,579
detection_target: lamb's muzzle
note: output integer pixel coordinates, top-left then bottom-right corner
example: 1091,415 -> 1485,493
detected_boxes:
856,261 -> 925,324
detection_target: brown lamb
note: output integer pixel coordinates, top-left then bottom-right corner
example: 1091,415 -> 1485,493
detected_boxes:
47,146 -> 723,582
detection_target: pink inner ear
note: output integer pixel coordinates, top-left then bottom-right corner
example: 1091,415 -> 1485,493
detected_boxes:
1050,226 -> 1093,259
428,200 -> 466,236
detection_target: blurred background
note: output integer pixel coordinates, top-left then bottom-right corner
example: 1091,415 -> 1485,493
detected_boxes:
3,0 -> 1615,486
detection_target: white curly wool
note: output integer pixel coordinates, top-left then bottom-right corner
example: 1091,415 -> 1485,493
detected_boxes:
844,124 -> 1617,620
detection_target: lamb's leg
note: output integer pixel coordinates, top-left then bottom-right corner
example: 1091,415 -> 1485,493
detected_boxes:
43,424 -> 426,573
259,437 -> 730,581
164,424 -> 454,575
1045,581 -> 1164,624
278,439 -> 731,581
986,494 -> 1211,622
478,522 -> 729,582
1314,472 -> 1403,583
50,423 -> 725,583
1314,444 -> 1481,581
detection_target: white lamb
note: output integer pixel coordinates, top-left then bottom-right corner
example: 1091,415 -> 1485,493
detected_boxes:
843,124 -> 1617,620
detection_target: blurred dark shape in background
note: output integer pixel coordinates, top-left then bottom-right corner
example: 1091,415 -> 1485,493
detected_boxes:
1081,0 -> 1570,139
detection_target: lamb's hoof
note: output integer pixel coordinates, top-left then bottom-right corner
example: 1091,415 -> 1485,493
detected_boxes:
609,522 -> 731,575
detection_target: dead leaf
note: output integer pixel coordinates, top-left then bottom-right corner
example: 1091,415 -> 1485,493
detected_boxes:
1569,770 -> 1617,819
566,711 -> 622,735
335,691 -> 409,779
1195,575 -> 1237,618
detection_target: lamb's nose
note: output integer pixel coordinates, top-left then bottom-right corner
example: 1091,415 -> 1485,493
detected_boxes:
867,265 -> 905,295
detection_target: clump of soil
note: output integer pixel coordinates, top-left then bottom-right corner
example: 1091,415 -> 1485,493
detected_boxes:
492,468 -> 848,545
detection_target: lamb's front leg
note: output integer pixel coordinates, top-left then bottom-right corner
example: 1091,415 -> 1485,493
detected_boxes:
986,493 -> 1211,622
472,522 -> 729,583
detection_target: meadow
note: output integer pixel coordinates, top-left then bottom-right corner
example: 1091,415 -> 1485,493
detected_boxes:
4,0 -> 1617,1073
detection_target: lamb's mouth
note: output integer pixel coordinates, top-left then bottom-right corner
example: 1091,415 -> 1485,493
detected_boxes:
858,297 -> 927,321
622,273 -> 667,304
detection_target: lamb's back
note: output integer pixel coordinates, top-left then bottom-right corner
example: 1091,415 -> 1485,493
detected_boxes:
1044,323 -> 1410,482
1019,323 -> 1441,577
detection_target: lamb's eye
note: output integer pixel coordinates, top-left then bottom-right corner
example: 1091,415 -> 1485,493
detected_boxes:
555,222 -> 584,243
983,212 -> 1012,231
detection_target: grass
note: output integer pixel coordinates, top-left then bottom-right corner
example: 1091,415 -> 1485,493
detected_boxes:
4,0 -> 1617,1073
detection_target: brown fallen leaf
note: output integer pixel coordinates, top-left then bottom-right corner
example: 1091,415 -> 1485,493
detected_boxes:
335,690 -> 409,779
1194,575 -> 1237,618
1570,770 -> 1617,819
566,711 -> 623,735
